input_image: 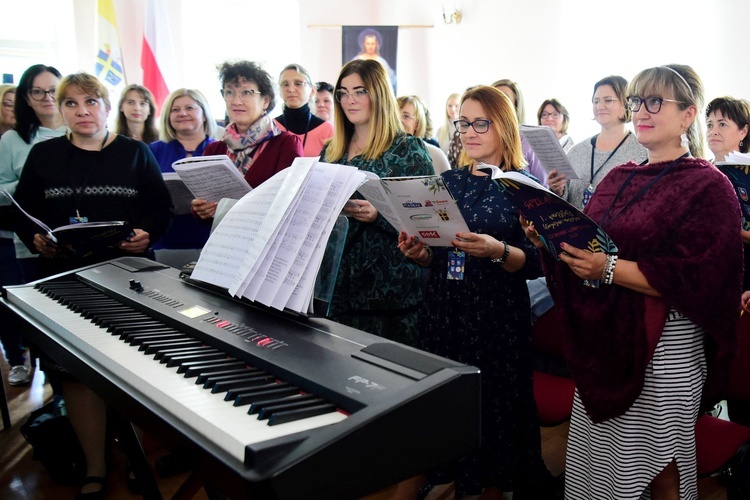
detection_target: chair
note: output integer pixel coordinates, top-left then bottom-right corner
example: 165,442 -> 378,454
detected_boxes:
532,306 -> 575,426
695,312 -> 750,498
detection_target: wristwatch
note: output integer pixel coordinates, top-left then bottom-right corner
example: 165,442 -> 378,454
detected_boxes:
491,241 -> 510,265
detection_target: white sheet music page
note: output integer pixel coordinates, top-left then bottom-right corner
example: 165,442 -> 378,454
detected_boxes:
240,188 -> 305,302
190,169 -> 293,289
253,161 -> 339,308
285,165 -> 367,314
231,157 -> 317,297
191,188 -> 273,288
172,155 -> 253,202
520,125 -> 579,179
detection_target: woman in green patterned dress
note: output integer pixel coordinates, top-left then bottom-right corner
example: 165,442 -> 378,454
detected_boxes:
321,59 -> 433,347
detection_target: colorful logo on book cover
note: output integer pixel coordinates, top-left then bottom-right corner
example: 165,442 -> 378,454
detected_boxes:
434,209 -> 450,221
739,187 -> 749,202
424,199 -> 450,207
402,201 -> 422,208
418,230 -> 441,239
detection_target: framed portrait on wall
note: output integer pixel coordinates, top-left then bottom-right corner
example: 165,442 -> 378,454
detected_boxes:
342,26 -> 398,93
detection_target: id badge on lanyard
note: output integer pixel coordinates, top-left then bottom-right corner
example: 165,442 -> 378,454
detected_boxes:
447,249 -> 465,280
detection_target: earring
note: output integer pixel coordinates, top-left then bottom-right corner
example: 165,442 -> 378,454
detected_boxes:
741,140 -> 745,147
680,133 -> 689,148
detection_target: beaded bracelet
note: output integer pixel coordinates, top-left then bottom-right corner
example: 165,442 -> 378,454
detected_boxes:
602,253 -> 618,285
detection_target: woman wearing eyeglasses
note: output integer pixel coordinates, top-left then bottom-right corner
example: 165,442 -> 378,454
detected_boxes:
0,84 -> 16,136
193,61 -> 302,220
275,64 -> 334,157
537,98 -> 574,152
313,81 -> 335,122
0,65 -> 66,387
321,59 -> 432,349
547,75 -> 647,207
399,85 -> 551,499
525,65 -> 742,499
397,95 -> 450,174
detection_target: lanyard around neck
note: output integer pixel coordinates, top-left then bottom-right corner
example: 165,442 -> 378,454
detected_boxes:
598,153 -> 689,229
589,132 -> 630,184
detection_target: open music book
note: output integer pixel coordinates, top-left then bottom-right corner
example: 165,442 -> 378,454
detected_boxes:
162,173 -> 195,215
520,125 -> 579,179
716,151 -> 750,231
476,165 -> 616,259
356,174 -> 470,246
171,154 -> 252,202
2,190 -> 134,252
189,157 -> 369,315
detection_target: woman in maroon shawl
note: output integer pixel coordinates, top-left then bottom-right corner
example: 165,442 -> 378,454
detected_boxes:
524,65 -> 742,499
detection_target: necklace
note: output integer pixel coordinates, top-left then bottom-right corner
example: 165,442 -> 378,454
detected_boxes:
351,134 -> 365,155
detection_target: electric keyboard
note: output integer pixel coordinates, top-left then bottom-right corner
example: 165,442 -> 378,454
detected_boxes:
2,257 -> 480,499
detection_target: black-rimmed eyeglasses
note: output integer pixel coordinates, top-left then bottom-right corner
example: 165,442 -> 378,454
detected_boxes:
626,96 -> 684,114
454,119 -> 492,134
29,88 -> 56,101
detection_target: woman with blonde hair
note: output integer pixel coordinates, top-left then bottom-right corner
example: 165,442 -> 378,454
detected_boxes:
150,88 -> 216,165
0,84 -> 16,136
14,71 -> 172,498
525,64 -> 741,499
321,59 -> 433,347
116,84 -> 158,144
149,88 -> 216,267
437,92 -> 460,154
397,95 -> 450,173
399,85 -> 549,498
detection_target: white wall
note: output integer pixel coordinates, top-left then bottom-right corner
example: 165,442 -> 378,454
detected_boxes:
1,0 -> 748,144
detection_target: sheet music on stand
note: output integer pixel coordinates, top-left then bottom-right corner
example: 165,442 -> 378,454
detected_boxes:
520,125 -> 579,179
171,155 -> 252,202
190,157 -> 368,315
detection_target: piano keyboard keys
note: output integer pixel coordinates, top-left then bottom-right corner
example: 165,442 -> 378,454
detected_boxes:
189,363 -> 247,380
267,403 -> 337,426
10,283 -> 348,464
31,280 -> 346,440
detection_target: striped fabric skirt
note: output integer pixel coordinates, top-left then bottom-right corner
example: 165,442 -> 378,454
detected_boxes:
565,309 -> 706,499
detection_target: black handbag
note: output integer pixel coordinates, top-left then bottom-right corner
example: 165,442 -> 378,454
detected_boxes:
20,400 -> 85,484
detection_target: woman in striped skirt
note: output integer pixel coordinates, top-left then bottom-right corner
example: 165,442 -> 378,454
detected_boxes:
524,64 -> 742,498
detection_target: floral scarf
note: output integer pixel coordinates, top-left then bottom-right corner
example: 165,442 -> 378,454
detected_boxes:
222,114 -> 281,174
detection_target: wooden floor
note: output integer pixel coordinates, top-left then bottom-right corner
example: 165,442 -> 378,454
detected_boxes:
0,354 -> 728,499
